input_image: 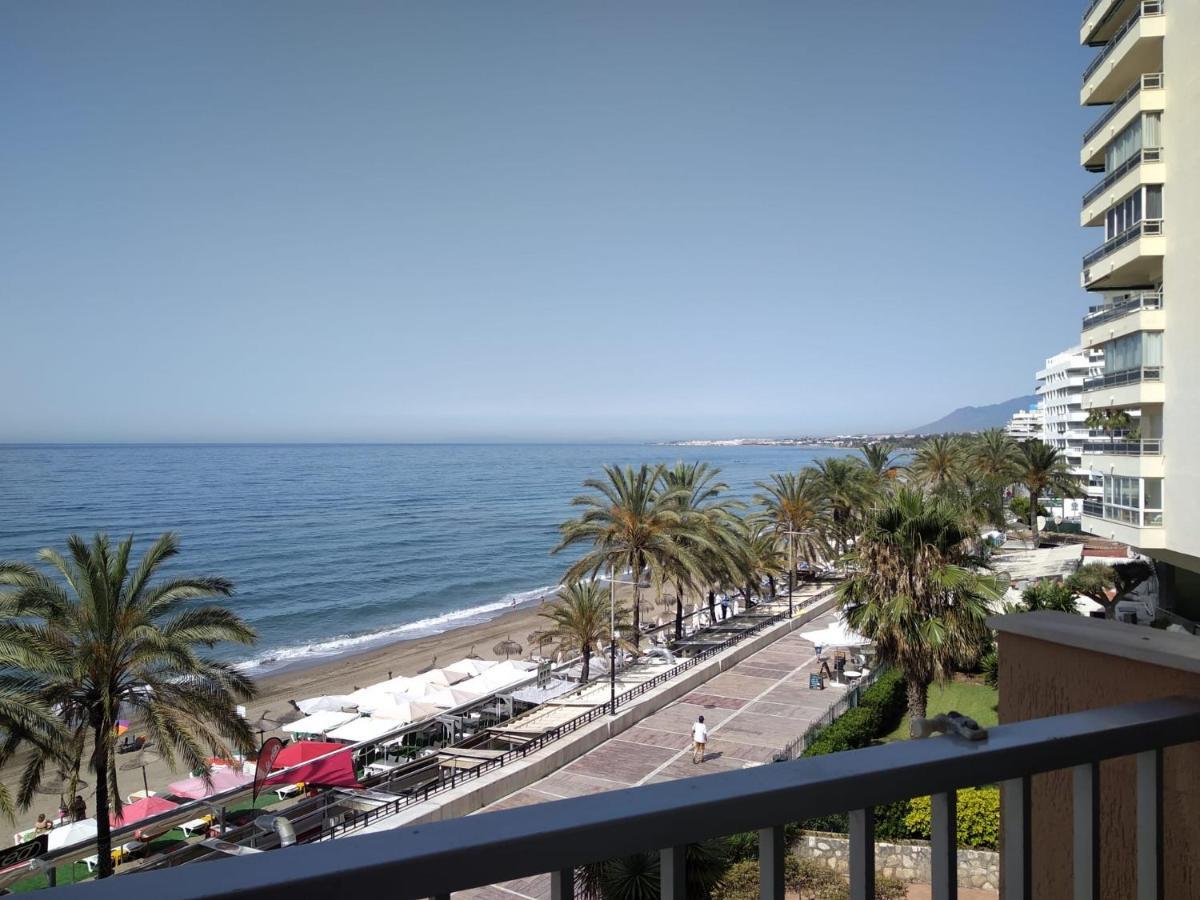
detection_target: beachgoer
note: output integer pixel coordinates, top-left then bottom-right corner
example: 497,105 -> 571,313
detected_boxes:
720,594 -> 731,620
692,715 -> 708,764
34,814 -> 53,832
70,795 -> 86,822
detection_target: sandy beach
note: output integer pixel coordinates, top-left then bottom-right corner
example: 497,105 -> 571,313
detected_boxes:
3,584 -> 664,823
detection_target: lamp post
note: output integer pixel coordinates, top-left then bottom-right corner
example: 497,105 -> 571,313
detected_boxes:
779,530 -> 813,618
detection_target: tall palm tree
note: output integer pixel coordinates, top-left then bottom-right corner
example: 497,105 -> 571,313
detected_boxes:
659,462 -> 740,640
969,429 -> 1021,520
0,579 -> 70,819
910,436 -> 964,495
858,442 -> 904,495
555,465 -> 706,649
735,525 -> 786,609
813,457 -> 872,555
753,471 -> 829,605
1015,440 -> 1081,545
838,489 -> 1004,722
0,533 -> 257,878
530,582 -> 630,684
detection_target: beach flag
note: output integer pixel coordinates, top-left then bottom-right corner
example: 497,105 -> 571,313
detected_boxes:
253,737 -> 285,801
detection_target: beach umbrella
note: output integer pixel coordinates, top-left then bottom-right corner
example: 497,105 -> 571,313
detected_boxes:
368,699 -> 441,724
110,795 -> 178,828
445,658 -> 496,677
493,636 -> 522,660
48,818 -> 98,852
416,686 -> 480,710
272,740 -> 345,769
119,749 -> 161,797
466,645 -> 483,660
113,720 -> 130,737
410,667 -> 469,687
296,695 -> 358,715
168,767 -> 252,800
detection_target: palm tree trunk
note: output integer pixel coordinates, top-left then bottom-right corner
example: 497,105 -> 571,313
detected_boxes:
675,582 -> 685,641
581,646 -> 591,684
1028,485 -> 1039,545
767,575 -> 776,599
93,723 -> 114,879
905,679 -> 929,726
707,590 -> 716,623
632,586 -> 641,651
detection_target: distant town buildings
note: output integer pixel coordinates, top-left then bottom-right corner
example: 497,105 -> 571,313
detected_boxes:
1004,406 -> 1043,442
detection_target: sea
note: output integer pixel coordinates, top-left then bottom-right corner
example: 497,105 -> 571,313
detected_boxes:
0,443 -> 854,673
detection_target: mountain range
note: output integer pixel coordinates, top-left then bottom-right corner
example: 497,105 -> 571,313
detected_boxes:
907,394 -> 1038,435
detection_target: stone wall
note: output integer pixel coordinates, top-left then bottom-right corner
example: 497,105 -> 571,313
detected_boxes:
795,833 -> 999,892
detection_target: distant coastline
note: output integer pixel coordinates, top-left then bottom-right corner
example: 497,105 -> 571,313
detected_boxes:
658,435 -> 919,449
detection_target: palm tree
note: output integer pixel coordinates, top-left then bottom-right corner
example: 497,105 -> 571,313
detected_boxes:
753,471 -> 829,606
858,442 -> 904,494
910,436 -> 964,495
735,525 -> 786,609
1015,440 -> 1082,545
0,533 -> 257,878
838,489 -> 1005,722
531,581 -> 630,684
813,457 -> 872,555
0,578 -> 70,819
555,465 -> 707,649
659,462 -> 740,640
968,429 -> 1021,521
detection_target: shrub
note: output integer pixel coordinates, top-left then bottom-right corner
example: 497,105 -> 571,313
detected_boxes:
712,857 -> 904,900
980,651 -> 999,688
1021,580 -> 1078,614
904,786 -> 1001,850
872,799 -> 912,841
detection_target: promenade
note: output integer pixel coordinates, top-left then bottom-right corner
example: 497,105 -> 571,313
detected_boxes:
461,607 -> 852,899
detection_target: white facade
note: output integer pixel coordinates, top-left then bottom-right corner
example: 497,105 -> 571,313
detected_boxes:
1004,407 -> 1043,442
1037,345 -> 1104,499
1077,0 -> 1200,587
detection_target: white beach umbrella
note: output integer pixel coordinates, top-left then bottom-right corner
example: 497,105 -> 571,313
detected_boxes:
445,658 -> 498,678
48,818 -> 98,852
799,620 -> 870,649
420,686 -> 481,709
296,695 -> 358,714
369,700 -> 441,724
410,668 -> 469,688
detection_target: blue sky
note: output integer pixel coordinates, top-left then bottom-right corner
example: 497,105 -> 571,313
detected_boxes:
2,2 -> 1097,442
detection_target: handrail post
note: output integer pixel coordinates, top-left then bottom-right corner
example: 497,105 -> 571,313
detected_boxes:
758,826 -> 785,900
931,791 -> 958,900
849,808 -> 875,900
1074,762 -> 1100,900
661,845 -> 686,899
1137,749 -> 1163,900
1002,776 -> 1031,900
551,868 -> 575,900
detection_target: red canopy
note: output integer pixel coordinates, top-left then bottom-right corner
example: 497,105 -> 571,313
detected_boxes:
110,795 -> 178,828
262,740 -> 362,791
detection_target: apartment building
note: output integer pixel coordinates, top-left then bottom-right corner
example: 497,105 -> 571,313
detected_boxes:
1037,345 -> 1105,506
1004,406 -> 1043,442
1078,0 -> 1200,613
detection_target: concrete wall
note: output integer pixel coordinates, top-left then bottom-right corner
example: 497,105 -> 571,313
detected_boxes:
994,612 -> 1200,898
795,833 -> 998,892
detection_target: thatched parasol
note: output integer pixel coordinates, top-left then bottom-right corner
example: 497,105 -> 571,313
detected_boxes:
492,636 -> 522,660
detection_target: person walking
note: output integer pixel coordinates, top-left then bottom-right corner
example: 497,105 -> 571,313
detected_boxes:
720,594 -> 731,620
692,715 -> 708,764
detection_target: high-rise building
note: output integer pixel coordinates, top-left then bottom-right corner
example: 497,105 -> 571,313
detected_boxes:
1038,345 -> 1105,512
1078,0 -> 1200,613
1004,406 -> 1043,442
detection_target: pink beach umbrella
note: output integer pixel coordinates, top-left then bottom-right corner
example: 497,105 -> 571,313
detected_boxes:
168,767 -> 252,800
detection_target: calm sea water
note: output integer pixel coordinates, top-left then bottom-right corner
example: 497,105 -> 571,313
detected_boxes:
0,444 -> 852,672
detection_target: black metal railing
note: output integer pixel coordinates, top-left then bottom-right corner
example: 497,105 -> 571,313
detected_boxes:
1082,290 -> 1162,329
1083,72 -> 1163,144
1083,365 -> 1162,390
62,697 -> 1200,900
1082,148 -> 1162,208
1083,1 -> 1163,83
772,667 -> 883,763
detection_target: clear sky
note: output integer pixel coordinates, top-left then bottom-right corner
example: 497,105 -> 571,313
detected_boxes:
2,1 -> 1098,442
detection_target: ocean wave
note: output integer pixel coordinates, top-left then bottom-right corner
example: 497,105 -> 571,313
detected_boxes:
233,583 -> 560,673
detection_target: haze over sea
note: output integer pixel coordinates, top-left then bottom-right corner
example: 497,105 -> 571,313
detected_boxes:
0,444 -> 853,672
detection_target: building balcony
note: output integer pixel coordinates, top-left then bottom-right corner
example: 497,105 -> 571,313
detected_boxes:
1082,0 -> 1141,45
1084,439 -> 1165,479
1082,497 -> 1165,547
1081,1 -> 1165,106
1081,365 -> 1164,409
1081,218 -> 1164,290
1081,73 -> 1164,170
1081,147 -> 1163,227
1082,290 -> 1163,347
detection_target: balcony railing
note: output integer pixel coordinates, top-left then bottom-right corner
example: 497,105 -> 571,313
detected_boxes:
1083,438 -> 1163,455
1082,147 -> 1162,208
1083,1 -> 1165,82
1082,217 -> 1163,270
1083,365 -> 1162,390
1084,498 -> 1164,526
1082,290 -> 1163,328
61,697 -> 1200,900
1083,72 -> 1163,143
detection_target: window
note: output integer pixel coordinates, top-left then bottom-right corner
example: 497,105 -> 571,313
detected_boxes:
1101,476 -> 1163,526
1104,113 -> 1162,172
1102,331 -> 1162,373
1105,186 -> 1162,240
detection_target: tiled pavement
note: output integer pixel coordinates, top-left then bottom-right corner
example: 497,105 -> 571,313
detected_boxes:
461,608 -> 851,899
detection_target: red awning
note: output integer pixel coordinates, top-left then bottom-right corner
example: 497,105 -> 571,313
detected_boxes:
263,741 -> 362,791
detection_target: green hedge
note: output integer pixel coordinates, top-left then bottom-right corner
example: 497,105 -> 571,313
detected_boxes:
905,787 -> 1000,850
800,669 -> 906,758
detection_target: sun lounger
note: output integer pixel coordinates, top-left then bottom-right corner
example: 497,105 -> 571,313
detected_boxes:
273,782 -> 306,801
179,815 -> 214,838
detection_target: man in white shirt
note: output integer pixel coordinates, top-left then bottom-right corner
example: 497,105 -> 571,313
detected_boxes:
692,715 -> 708,764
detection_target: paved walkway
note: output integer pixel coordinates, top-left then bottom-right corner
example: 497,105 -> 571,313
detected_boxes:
462,607 -> 853,899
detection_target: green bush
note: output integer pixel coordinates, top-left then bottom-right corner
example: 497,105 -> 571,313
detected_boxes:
1021,580 -> 1078,614
712,857 -> 905,900
980,651 -> 999,688
872,799 -> 912,841
904,787 -> 1000,850
800,670 -> 906,759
